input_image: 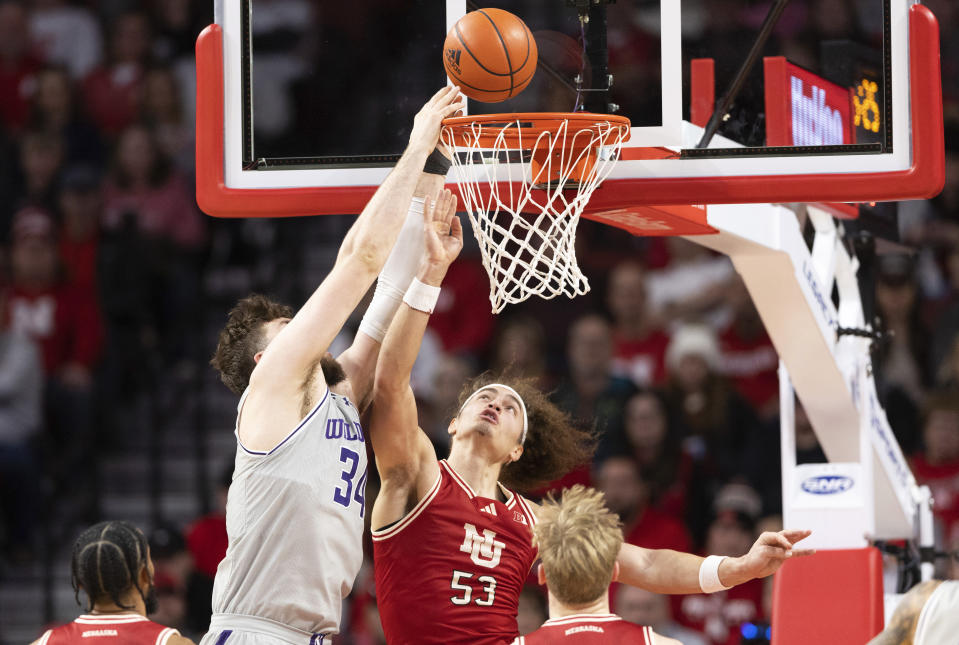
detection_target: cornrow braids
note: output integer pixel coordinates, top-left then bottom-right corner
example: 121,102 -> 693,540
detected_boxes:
70,521 -> 149,611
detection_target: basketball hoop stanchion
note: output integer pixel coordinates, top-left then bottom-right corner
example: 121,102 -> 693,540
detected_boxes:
441,112 -> 630,313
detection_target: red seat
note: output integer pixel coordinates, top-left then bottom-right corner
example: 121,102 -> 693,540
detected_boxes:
772,547 -> 884,645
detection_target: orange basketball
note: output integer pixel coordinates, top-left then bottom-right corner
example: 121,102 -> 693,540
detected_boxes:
443,8 -> 538,103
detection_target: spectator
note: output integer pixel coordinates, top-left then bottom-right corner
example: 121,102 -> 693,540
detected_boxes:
16,129 -> 64,212
911,390 -> 959,533
937,335 -> 959,389
552,314 -> 635,450
489,315 -> 550,387
616,585 -> 708,645
82,11 -> 151,136
7,207 -> 102,480
646,239 -> 735,328
29,0 -> 103,79
676,484 -> 766,645
621,390 -> 697,522
663,324 -> 759,485
718,279 -> 779,420
0,0 -> 41,132
28,66 -> 104,166
606,261 -> 670,387
57,164 -> 102,292
417,352 -> 476,456
102,124 -> 203,249
427,254 -> 496,358
595,456 -> 692,553
185,464 -> 230,633
141,66 -> 193,172
0,285 -> 44,559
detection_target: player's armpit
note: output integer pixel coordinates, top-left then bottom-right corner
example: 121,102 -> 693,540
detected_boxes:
866,580 -> 941,645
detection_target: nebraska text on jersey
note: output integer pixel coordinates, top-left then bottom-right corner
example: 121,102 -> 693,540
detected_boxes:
36,614 -> 180,645
373,460 -> 538,644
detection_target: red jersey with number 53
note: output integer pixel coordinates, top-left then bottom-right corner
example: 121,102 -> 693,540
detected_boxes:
373,460 -> 538,644
513,614 -> 655,644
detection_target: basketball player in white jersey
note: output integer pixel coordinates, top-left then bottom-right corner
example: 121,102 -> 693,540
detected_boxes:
867,579 -> 959,645
202,86 -> 465,645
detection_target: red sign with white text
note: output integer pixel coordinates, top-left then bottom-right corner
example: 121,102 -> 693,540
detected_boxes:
764,57 -> 855,147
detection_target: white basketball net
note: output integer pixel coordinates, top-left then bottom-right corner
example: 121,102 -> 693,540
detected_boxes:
441,115 -> 629,314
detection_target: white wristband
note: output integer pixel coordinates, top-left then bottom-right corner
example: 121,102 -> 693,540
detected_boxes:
699,555 -> 730,593
403,278 -> 441,314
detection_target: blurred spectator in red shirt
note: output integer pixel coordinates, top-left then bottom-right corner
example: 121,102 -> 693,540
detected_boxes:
616,585 -> 708,645
29,0 -> 103,80
911,390 -> 959,532
676,484 -> 766,645
7,206 -> 102,485
186,465 -> 231,580
647,239 -> 736,328
29,66 -> 104,166
102,124 -> 203,249
81,11 -> 151,137
596,455 -> 692,553
427,254 -> 495,357
718,279 -> 779,420
606,261 -> 670,387
57,165 -> 101,292
7,207 -> 102,377
0,1 -> 41,132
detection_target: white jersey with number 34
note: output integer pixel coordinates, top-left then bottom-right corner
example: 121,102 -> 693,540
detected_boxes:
210,387 -> 368,635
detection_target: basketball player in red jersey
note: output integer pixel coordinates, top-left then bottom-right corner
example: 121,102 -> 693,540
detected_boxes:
514,485 -> 678,644
369,219 -> 814,643
31,521 -> 195,645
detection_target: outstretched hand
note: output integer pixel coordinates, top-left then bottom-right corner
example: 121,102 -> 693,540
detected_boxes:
419,189 -> 463,285
738,529 -> 815,581
409,86 -> 467,152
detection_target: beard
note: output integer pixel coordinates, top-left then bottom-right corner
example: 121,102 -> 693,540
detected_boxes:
320,354 -> 347,387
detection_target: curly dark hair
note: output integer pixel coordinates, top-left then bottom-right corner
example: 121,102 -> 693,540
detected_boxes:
457,372 -> 595,493
211,294 -> 293,395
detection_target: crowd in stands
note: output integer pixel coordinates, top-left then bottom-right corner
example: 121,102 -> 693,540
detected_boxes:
0,1 -> 958,644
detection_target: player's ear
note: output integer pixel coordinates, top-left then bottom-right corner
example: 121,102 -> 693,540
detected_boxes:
253,350 -> 264,364
448,416 -> 458,437
611,561 -> 620,583
537,563 -> 546,585
508,443 -> 523,463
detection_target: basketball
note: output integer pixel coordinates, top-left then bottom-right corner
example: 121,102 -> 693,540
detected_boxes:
443,8 -> 538,103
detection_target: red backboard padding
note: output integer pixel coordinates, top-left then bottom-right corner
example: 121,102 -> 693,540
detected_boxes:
772,547 -> 884,645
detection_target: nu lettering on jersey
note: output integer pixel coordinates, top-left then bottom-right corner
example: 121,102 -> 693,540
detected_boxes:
460,523 -> 505,568
325,418 -> 364,442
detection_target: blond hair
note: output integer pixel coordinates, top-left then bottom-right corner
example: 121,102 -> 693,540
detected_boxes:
533,485 -> 623,606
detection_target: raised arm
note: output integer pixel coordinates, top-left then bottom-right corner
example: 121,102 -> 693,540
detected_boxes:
615,529 -> 814,594
240,88 -> 464,448
866,580 -> 940,645
337,167 -> 450,412
369,191 -> 463,530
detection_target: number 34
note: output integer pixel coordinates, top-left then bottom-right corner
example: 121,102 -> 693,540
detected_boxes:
450,570 -> 496,606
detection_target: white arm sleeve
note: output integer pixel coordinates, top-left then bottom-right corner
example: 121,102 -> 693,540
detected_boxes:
358,196 -> 427,342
